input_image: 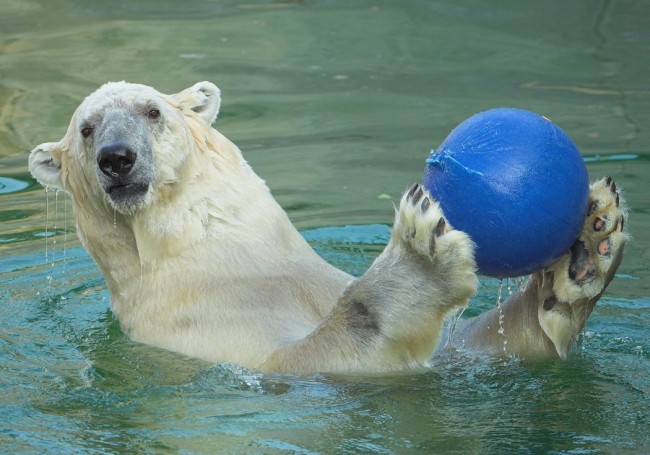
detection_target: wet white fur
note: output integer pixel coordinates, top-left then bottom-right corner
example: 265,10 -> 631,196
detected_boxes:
28,82 -> 626,372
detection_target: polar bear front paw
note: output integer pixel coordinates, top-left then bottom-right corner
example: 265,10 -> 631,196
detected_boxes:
393,183 -> 449,259
392,183 -> 478,306
549,177 -> 628,303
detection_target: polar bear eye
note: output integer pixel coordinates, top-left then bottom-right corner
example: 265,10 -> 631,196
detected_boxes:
147,109 -> 160,120
81,127 -> 93,138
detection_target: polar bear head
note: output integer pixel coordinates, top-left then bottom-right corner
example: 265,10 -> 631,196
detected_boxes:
28,81 -> 221,215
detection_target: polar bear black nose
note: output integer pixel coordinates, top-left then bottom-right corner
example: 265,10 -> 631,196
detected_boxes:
97,143 -> 136,177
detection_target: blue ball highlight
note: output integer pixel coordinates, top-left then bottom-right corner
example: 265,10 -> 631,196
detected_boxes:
423,108 -> 589,278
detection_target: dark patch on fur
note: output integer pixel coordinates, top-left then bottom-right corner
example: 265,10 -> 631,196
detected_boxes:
347,299 -> 380,335
568,240 -> 595,283
435,217 -> 446,237
588,200 -> 598,216
543,296 -> 558,311
420,197 -> 430,213
412,188 -> 423,204
407,182 -> 419,199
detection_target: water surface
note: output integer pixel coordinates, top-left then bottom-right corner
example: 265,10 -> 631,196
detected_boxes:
1,0 -> 649,453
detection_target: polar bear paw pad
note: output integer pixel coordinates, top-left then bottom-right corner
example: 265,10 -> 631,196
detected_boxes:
550,176 -> 628,303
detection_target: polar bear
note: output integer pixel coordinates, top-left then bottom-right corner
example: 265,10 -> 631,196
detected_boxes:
28,81 -> 628,373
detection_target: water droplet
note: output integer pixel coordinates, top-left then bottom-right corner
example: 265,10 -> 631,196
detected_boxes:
44,187 -> 53,294
50,191 -> 62,279
61,195 -> 68,275
496,278 -> 508,355
44,187 -> 50,265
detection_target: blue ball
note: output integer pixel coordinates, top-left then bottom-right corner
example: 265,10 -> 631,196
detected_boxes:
423,108 -> 589,278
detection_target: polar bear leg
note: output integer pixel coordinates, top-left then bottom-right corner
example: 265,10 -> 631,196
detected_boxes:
451,177 -> 628,359
261,184 -> 477,373
547,177 -> 628,303
536,176 -> 628,357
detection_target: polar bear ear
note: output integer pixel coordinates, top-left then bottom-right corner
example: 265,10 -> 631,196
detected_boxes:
28,142 -> 64,190
173,81 -> 221,125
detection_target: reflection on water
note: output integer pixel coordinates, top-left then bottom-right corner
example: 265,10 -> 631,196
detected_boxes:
583,153 -> 641,162
1,0 -> 649,453
0,176 -> 29,194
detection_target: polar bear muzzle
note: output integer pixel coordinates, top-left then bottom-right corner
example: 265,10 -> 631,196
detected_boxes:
92,107 -> 155,212
97,141 -> 149,207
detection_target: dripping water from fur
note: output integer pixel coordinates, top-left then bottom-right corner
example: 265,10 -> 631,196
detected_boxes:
53,189 -> 70,276
46,188 -> 59,289
511,276 -> 528,294
495,276 -> 529,356
496,278 -> 508,354
42,187 -> 70,296
61,194 -> 68,277
44,187 -> 52,291
58,191 -> 69,301
445,307 -> 466,351
44,187 -> 50,264
52,190 -> 60,286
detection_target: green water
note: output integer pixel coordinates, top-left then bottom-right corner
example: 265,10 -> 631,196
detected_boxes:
1,0 -> 649,453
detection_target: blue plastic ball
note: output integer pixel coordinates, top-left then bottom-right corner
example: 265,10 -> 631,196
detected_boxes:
423,108 -> 589,278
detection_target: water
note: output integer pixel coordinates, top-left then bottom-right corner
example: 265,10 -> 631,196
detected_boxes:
1,0 -> 649,453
